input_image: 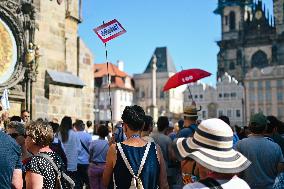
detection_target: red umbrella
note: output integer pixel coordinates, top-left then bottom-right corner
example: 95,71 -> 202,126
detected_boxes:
163,68 -> 211,91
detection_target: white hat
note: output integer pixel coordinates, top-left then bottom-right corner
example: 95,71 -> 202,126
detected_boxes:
174,118 -> 251,173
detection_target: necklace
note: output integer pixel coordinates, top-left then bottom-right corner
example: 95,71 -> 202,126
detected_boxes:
130,134 -> 140,138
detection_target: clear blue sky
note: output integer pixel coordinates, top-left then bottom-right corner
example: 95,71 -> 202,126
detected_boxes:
79,0 -> 273,85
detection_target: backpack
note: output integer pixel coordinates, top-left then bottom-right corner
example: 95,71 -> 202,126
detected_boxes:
36,153 -> 75,189
50,139 -> 68,169
116,142 -> 151,189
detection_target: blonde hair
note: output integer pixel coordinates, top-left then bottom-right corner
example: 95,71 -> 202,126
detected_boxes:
25,119 -> 53,147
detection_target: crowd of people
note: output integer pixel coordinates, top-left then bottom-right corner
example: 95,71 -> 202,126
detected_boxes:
1,104 -> 284,189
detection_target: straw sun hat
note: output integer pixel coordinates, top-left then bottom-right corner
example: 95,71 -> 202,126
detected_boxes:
174,118 -> 251,173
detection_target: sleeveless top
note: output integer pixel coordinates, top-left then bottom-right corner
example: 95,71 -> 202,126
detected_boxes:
110,142 -> 160,189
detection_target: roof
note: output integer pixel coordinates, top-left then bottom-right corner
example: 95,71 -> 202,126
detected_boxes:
94,63 -> 128,78
144,47 -> 176,73
46,70 -> 85,88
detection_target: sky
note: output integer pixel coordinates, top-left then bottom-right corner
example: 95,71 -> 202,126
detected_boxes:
79,0 -> 273,85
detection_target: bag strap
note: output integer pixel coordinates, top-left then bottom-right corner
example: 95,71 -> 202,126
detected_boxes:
117,142 -> 151,177
36,153 -> 75,188
199,177 -> 223,189
81,140 -> 90,154
90,142 -> 108,162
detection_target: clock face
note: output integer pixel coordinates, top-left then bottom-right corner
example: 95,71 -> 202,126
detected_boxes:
255,11 -> 262,20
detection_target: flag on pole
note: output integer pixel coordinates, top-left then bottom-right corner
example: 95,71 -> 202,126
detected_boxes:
1,89 -> 10,110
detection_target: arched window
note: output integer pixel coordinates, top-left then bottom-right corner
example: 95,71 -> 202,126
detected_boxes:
229,62 -> 235,70
251,50 -> 268,68
229,11 -> 236,30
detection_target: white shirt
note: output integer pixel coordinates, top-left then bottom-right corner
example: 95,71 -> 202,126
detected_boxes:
76,131 -> 92,164
183,176 -> 250,189
58,130 -> 80,171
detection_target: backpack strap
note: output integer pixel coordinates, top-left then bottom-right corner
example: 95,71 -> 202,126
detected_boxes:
198,177 -> 223,189
80,140 -> 90,154
36,153 -> 75,189
117,142 -> 151,188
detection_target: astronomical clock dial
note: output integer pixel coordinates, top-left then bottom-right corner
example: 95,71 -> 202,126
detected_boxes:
255,10 -> 262,20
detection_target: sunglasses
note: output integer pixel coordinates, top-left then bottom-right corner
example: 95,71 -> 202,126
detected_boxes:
8,133 -> 26,139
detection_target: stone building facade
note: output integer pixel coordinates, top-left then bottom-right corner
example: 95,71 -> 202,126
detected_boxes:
94,62 -> 134,123
244,66 -> 284,122
184,73 -> 244,126
215,0 -> 284,82
0,0 -> 94,122
133,47 -> 184,120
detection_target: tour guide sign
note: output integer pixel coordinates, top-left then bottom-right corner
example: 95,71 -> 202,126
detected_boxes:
94,19 -> 126,43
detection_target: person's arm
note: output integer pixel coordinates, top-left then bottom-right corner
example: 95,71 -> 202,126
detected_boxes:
103,144 -> 116,187
157,145 -> 169,189
25,171 -> 43,189
11,169 -> 23,189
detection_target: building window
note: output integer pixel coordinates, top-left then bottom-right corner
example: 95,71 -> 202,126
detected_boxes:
249,92 -> 255,101
229,62 -> 235,70
224,93 -> 230,98
236,110 -> 241,118
194,95 -> 198,99
160,90 -> 164,99
266,89 -> 272,101
202,111 -> 206,119
225,16 -> 228,25
218,110 -> 223,117
231,92 -> 237,98
219,93 -> 222,98
227,109 -> 232,117
200,95 -> 203,99
258,91 -> 263,102
229,11 -> 236,30
277,92 -> 283,101
265,80 -> 271,89
251,50 -> 268,68
258,81 -> 263,89
277,80 -> 283,88
249,81 -> 254,89
141,91 -> 145,98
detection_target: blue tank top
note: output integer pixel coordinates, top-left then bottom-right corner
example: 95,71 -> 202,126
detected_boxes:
111,142 -> 160,189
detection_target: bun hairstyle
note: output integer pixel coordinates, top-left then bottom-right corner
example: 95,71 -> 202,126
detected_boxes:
121,105 -> 145,131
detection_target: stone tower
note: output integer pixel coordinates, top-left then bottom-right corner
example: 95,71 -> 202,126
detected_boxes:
215,0 -> 277,82
274,0 -> 284,65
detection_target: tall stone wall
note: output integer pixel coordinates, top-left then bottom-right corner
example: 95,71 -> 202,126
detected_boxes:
32,0 -> 94,122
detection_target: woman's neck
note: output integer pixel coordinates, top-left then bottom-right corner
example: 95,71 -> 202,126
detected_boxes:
126,130 -> 141,139
207,172 -> 235,180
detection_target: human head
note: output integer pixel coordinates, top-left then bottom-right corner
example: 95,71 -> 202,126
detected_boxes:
266,115 -> 281,134
10,116 -> 22,122
183,104 -> 199,127
59,116 -> 73,143
121,105 -> 145,131
218,115 -> 230,125
49,121 -> 60,134
74,119 -> 85,131
21,110 -> 30,123
86,120 -> 92,128
174,118 -> 251,174
97,125 -> 109,138
249,113 -> 269,134
7,121 -> 25,146
143,115 -> 153,132
157,116 -> 169,132
25,120 -> 53,149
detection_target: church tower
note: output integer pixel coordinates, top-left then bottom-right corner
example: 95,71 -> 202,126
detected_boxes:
215,0 -> 277,82
274,0 -> 284,35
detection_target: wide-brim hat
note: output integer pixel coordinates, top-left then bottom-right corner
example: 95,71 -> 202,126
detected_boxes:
183,101 -> 201,117
174,118 -> 251,173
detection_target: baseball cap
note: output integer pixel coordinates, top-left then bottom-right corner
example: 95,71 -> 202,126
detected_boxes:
250,113 -> 269,128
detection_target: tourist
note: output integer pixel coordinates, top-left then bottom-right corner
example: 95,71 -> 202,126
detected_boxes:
74,119 -> 92,189
25,120 -> 65,188
88,125 -> 109,189
58,116 -> 80,188
174,118 -> 251,189
0,130 -> 23,189
21,110 -> 30,123
103,105 -> 169,188
141,115 -> 154,141
219,115 -> 239,147
236,113 -> 284,189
